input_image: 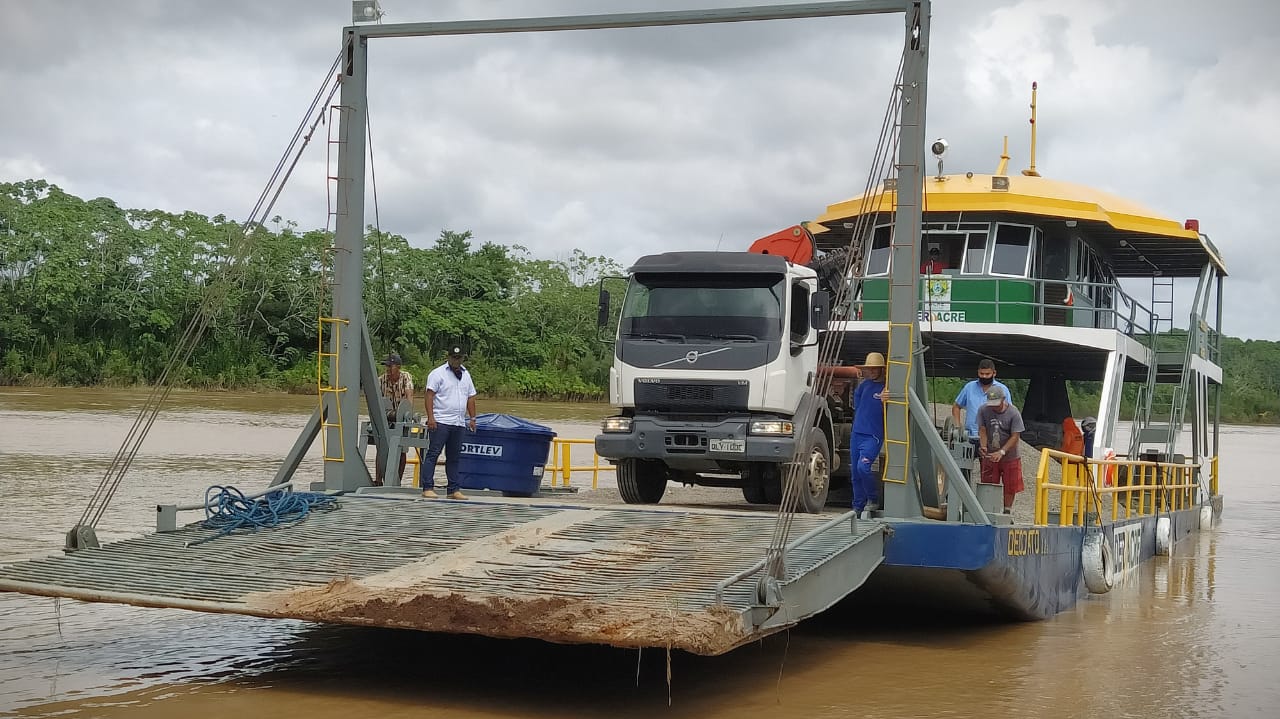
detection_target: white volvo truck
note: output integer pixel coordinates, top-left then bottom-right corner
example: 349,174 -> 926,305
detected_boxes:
594,251 -> 846,513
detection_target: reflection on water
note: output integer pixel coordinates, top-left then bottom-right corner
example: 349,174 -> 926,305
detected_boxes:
1,389 -> 1278,718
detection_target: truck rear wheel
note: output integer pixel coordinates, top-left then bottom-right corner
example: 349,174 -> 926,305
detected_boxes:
746,464 -> 783,504
618,458 -> 667,504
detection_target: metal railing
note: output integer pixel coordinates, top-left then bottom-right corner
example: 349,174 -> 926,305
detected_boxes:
404,437 -> 614,490
714,509 -> 859,603
857,276 -> 1158,338
1032,448 -> 1210,526
544,438 -> 616,489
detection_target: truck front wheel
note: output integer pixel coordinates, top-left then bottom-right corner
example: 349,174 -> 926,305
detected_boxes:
618,458 -> 668,504
793,431 -> 831,514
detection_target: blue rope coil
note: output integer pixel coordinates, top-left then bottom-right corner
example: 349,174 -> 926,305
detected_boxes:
190,485 -> 339,547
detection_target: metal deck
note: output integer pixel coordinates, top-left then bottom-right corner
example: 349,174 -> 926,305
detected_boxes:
0,497 -> 884,655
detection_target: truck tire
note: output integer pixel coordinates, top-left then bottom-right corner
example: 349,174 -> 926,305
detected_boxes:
794,431 -> 831,514
742,484 -> 768,504
618,458 -> 667,504
747,464 -> 783,504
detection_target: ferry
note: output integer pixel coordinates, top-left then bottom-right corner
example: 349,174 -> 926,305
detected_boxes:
797,96 -> 1226,617
0,1 -> 1225,654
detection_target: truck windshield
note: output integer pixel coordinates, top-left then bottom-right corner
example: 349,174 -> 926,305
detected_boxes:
620,273 -> 785,341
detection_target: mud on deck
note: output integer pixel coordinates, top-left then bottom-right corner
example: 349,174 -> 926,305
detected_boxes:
0,496 -> 884,655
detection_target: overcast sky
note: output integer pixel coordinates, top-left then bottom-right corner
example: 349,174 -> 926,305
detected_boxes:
3,1 -> 1278,340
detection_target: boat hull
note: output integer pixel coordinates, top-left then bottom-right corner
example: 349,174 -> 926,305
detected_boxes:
854,497 -> 1222,619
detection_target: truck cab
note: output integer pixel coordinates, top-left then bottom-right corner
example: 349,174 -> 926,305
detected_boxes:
595,251 -> 837,512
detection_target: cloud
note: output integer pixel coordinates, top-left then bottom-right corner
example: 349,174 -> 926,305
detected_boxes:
2,0 -> 1277,339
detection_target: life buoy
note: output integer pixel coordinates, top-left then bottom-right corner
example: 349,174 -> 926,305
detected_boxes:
1082,530 -> 1114,594
1155,516 -> 1172,556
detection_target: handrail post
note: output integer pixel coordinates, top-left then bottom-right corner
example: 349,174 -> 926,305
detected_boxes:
1034,449 -> 1049,525
545,441 -> 553,487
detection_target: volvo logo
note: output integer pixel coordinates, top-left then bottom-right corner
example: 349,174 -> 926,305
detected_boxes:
655,346 -> 731,368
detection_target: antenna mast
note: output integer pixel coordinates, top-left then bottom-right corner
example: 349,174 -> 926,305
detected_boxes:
1022,81 -> 1040,177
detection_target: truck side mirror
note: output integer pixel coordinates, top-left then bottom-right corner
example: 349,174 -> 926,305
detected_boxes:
597,289 -> 611,328
811,291 -> 831,330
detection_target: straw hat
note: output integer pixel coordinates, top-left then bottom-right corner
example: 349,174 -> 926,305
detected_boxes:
858,352 -> 886,368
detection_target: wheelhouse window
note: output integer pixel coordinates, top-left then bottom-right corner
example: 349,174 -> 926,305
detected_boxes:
1075,239 -> 1090,282
989,224 -> 1034,277
921,232 -> 965,272
962,231 -> 988,274
620,272 -> 785,341
864,225 -> 892,276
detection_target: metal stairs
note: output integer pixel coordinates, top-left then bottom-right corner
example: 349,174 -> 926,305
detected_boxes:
1128,266 -> 1213,460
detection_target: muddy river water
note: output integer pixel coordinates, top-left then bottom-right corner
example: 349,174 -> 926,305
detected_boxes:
1,387 -> 1277,718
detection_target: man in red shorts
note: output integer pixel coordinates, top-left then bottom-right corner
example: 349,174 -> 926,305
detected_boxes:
977,387 -> 1025,514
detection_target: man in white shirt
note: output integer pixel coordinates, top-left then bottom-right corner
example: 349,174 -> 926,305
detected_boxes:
420,346 -> 478,499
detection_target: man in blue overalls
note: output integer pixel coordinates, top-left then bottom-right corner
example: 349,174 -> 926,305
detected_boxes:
850,352 -> 887,519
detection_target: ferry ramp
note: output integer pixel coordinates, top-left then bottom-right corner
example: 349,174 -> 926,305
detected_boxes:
0,496 -> 884,655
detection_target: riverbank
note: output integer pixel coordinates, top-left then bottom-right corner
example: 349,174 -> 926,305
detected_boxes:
3,379 -> 1278,426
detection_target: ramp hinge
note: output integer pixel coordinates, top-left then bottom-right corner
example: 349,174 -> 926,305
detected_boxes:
64,524 -> 100,553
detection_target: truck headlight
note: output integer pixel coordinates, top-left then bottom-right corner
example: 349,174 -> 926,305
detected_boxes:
601,416 -> 633,433
750,420 -> 794,436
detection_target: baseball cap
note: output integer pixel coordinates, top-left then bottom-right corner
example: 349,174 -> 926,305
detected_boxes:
447,346 -> 465,358
985,387 -> 1006,406
382,353 -> 402,366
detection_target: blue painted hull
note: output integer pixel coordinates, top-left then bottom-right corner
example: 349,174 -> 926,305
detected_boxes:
858,497 -> 1221,619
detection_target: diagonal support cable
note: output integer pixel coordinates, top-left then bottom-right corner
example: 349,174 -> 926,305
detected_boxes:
70,53 -> 345,548
765,48 -> 906,579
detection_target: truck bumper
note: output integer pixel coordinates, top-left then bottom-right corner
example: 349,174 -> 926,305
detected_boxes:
595,417 -> 795,463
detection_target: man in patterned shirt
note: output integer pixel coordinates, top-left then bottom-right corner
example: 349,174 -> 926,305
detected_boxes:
375,353 -> 414,486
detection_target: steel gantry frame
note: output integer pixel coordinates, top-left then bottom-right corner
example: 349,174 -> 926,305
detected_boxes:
276,1 -> 937,498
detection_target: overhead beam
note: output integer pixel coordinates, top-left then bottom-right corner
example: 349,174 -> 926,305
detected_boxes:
352,1 -> 910,39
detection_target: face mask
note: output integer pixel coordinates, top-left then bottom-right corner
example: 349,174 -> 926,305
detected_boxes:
978,376 -> 993,386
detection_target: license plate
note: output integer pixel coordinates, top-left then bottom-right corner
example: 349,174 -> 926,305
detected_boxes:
710,438 -> 745,453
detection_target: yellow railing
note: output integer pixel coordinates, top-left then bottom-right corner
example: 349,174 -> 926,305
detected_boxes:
402,437 -> 614,490
1033,448 -> 1210,527
543,438 -> 616,489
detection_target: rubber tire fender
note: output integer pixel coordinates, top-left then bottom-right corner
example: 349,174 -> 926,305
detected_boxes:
1082,529 -> 1114,594
1155,516 -> 1172,556
1198,505 -> 1213,531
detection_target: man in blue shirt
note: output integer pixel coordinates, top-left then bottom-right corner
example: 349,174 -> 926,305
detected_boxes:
850,351 -> 887,518
952,359 -> 1012,450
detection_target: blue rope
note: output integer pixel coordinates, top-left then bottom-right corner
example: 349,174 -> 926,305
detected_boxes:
190,485 -> 339,547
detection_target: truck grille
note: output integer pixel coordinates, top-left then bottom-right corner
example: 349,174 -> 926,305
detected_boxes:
634,379 -> 748,412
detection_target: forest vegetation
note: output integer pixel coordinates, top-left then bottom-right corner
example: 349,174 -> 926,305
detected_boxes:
2,180 -> 1277,423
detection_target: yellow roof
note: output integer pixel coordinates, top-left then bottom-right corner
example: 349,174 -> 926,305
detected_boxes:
817,173 -> 1192,236
813,172 -> 1225,275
